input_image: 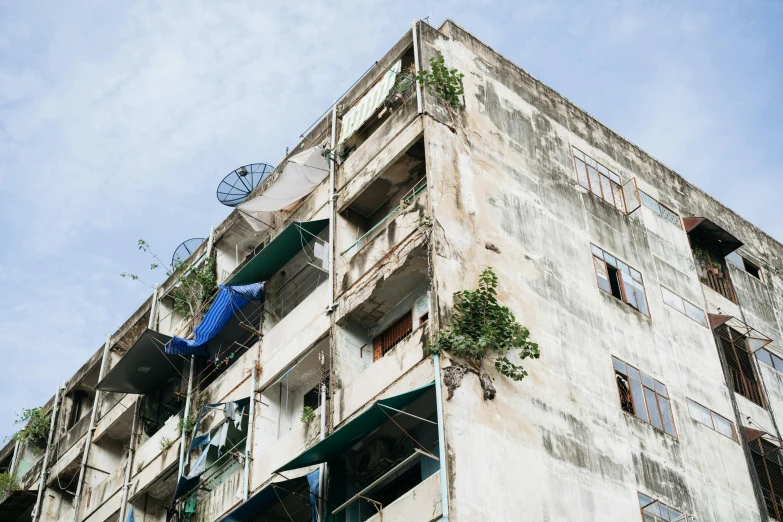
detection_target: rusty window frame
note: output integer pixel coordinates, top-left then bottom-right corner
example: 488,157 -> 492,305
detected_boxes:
372,311 -> 414,361
571,146 -> 627,213
612,356 -> 677,438
591,245 -> 650,317
748,437 -> 783,519
638,492 -> 695,521
726,250 -> 765,283
686,398 -> 738,441
717,325 -> 767,409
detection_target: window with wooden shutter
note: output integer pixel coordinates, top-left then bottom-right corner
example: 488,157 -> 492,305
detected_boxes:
372,311 -> 413,361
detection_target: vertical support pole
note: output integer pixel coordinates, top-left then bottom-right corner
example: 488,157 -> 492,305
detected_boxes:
432,355 -> 449,522
118,399 -> 141,522
206,226 -> 215,255
148,285 -> 159,331
31,383 -> 63,522
243,365 -> 257,501
71,334 -> 113,522
177,356 -> 195,478
9,441 -> 20,480
412,19 -> 423,114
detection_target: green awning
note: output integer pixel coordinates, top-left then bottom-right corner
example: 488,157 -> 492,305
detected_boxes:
227,219 -> 329,286
275,382 -> 435,473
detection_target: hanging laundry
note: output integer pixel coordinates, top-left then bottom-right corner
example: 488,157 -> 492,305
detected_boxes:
224,401 -> 236,423
210,422 -> 229,455
233,405 -> 245,429
126,505 -> 135,522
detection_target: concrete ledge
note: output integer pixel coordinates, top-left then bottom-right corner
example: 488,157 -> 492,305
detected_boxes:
193,468 -> 243,522
334,326 -> 428,426
250,411 -> 321,489
94,395 -> 136,443
366,470 -> 442,522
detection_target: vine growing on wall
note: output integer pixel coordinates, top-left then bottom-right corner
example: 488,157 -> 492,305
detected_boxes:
121,239 -> 217,322
6,407 -> 51,453
300,406 -> 316,424
426,267 -> 539,400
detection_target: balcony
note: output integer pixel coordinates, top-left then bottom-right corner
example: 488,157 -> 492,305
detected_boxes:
685,217 -> 742,303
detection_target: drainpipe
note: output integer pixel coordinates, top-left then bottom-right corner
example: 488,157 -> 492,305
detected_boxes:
243,365 -> 257,501
177,356 -> 195,478
71,335 -> 113,522
432,355 -> 450,522
412,19 -> 423,114
31,382 -> 64,522
118,398 -> 141,522
9,441 -> 20,481
206,226 -> 215,256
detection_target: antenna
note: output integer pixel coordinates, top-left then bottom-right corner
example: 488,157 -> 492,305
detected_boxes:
216,163 -> 274,207
172,238 -> 206,266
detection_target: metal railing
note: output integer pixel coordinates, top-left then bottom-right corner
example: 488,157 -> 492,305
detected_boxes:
729,368 -> 765,408
263,262 -> 328,322
701,270 -> 737,303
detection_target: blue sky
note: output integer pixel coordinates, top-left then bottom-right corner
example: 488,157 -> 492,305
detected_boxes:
0,1 -> 781,440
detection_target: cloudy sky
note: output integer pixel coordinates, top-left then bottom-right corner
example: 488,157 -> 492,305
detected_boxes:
0,1 -> 781,440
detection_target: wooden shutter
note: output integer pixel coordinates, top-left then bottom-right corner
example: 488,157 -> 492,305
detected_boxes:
372,311 -> 413,362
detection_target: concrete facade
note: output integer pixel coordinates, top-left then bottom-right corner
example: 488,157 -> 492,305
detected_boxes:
3,18 -> 783,522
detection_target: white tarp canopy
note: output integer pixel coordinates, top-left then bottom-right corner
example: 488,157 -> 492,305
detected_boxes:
238,146 -> 329,231
338,60 -> 401,144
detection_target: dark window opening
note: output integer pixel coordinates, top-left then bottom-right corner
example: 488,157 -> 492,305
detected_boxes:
685,218 -> 743,303
418,312 -> 429,325
607,265 -> 623,300
373,311 -> 413,361
744,260 -> 762,279
592,245 -> 649,316
304,385 -> 322,410
67,390 -> 91,431
612,356 -> 676,437
749,437 -> 783,520
717,326 -> 766,408
140,376 -> 183,437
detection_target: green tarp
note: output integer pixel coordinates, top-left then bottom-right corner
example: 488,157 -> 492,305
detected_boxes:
227,219 -> 329,286
275,381 -> 435,473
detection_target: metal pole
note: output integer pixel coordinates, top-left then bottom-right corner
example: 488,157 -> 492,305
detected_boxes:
31,383 -> 63,522
328,102 -> 337,308
177,356 -> 195,477
71,335 -> 113,522
432,355 -> 450,522
148,285 -> 159,331
412,20 -> 423,114
206,226 -> 215,255
118,399 -> 141,522
243,365 -> 257,501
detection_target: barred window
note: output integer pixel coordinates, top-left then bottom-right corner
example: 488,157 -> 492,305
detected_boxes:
716,325 -> 766,408
372,311 -> 413,361
613,357 -> 676,437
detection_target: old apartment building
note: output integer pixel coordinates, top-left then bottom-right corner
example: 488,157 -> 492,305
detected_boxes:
4,18 -> 783,522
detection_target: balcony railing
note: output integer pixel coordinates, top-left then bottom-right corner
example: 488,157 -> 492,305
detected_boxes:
729,368 -> 766,408
763,488 -> 783,521
701,270 -> 737,303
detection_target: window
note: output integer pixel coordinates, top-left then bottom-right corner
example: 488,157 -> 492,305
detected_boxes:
716,325 -> 766,408
592,245 -> 649,316
572,146 -> 632,212
757,348 -> 783,373
748,436 -> 783,520
659,287 -> 706,326
726,251 -> 763,281
686,399 -> 737,441
373,311 -> 413,361
639,191 -> 682,228
638,492 -> 695,522
685,218 -> 742,303
613,357 -> 676,437
419,311 -> 429,324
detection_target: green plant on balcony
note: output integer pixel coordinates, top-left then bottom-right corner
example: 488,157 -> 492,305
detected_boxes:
177,414 -> 196,436
300,406 -> 316,424
121,239 -> 217,322
159,437 -> 174,453
426,267 -> 539,400
0,472 -> 20,498
7,407 -> 51,454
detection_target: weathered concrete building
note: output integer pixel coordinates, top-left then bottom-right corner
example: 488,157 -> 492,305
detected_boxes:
3,18 -> 783,522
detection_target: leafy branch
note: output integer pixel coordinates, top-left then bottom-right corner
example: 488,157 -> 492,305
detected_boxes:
6,407 -> 51,454
0,472 -> 19,498
416,54 -> 464,125
427,267 -> 539,400
300,406 -> 316,424
121,240 -> 216,322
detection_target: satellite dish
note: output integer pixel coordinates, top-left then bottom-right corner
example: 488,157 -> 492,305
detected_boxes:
216,163 -> 275,207
172,238 -> 206,266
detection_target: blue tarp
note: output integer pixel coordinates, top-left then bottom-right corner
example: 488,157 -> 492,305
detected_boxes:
221,470 -> 320,522
166,283 -> 263,356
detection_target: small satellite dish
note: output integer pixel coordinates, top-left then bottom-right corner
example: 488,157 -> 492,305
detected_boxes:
172,238 -> 206,266
216,163 -> 275,207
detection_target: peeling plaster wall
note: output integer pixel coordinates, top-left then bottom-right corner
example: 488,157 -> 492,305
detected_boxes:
417,19 -> 780,522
